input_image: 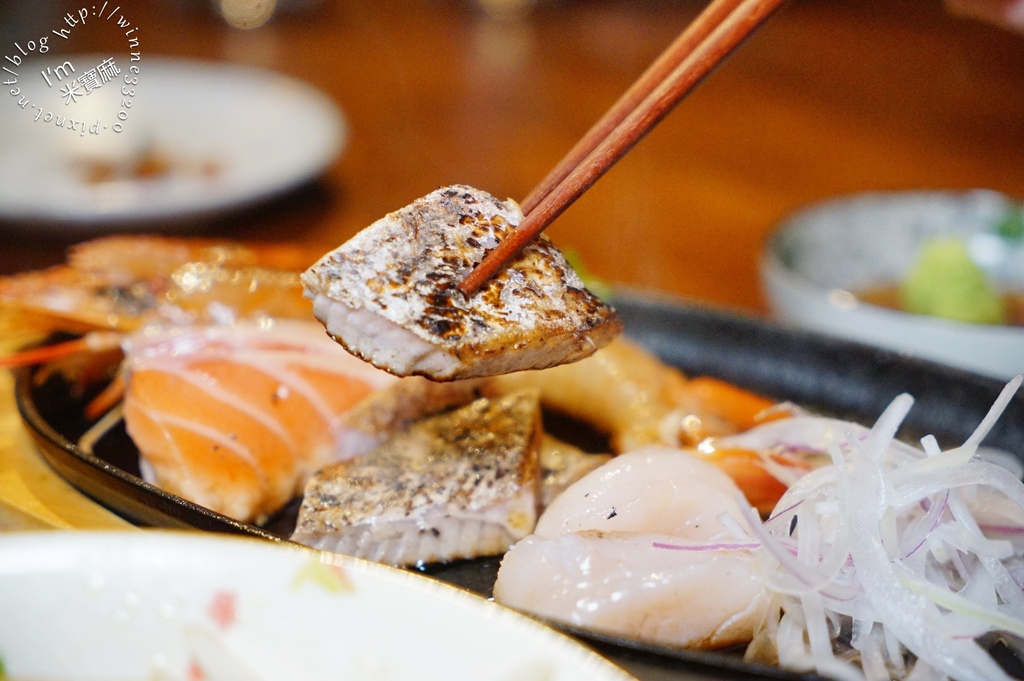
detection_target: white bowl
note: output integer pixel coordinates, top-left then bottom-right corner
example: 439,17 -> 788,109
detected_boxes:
0,531 -> 635,681
761,190 -> 1024,381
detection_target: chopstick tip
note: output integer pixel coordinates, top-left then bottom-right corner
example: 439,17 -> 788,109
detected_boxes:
456,271 -> 483,296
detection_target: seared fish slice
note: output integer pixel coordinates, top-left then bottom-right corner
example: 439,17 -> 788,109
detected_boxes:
291,391 -> 542,567
334,375 -> 488,459
336,374 -> 610,505
301,185 -> 623,380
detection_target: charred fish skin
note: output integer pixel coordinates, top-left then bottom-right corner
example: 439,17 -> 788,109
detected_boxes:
291,391 -> 542,567
301,185 -> 623,380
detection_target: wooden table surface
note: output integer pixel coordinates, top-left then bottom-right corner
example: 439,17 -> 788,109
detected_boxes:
2,0 -> 1024,315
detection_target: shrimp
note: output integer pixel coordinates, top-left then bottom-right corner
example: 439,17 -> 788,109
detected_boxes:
0,234 -> 317,414
490,336 -> 793,452
67,234 -> 313,280
488,336 -> 800,512
0,234 -> 314,340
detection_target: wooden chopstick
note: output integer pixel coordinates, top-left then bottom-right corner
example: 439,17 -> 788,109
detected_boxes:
518,0 -> 746,217
458,0 -> 788,295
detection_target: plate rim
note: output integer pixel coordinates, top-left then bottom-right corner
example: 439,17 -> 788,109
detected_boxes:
0,529 -> 637,681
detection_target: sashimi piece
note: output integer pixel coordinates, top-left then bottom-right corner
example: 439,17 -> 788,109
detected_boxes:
493,446 -> 770,650
534,446 -> 751,540
121,319 -> 396,523
301,185 -> 623,380
493,530 -> 769,650
291,391 -> 542,567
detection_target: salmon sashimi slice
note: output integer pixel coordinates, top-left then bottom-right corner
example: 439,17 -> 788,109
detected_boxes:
301,185 -> 623,381
121,320 -> 396,524
291,390 -> 543,567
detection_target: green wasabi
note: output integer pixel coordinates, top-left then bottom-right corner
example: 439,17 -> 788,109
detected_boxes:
901,237 -> 1007,325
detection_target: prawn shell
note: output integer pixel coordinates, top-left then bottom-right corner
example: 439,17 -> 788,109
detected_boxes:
0,235 -> 318,337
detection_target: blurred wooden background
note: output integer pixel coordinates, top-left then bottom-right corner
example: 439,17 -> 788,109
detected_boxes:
2,0 -> 1023,314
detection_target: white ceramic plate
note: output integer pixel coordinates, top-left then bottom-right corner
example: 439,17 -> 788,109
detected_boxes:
0,531 -> 635,681
761,190 -> 1024,380
0,56 -> 345,227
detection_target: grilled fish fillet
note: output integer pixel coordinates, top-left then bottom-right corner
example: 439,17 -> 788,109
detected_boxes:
335,375 -> 609,506
334,375 -> 487,459
301,185 -> 623,380
291,390 -> 542,567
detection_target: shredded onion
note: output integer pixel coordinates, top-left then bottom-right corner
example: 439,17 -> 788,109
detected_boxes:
743,375 -> 1024,681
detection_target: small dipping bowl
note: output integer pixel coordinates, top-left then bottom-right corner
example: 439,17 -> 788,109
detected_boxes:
761,190 -> 1024,381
